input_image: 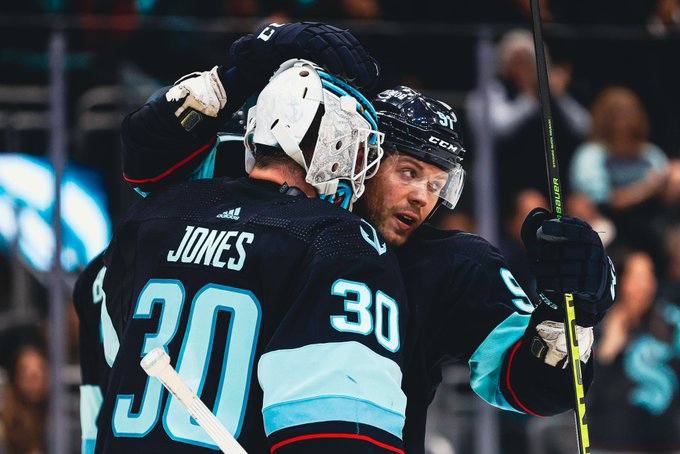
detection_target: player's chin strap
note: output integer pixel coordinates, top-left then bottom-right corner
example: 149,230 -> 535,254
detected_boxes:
425,203 -> 442,222
531,320 -> 594,369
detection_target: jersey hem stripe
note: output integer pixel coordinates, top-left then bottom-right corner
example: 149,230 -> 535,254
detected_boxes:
262,395 -> 405,438
270,432 -> 405,454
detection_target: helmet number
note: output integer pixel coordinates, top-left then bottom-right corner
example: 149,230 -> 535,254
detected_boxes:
436,111 -> 457,129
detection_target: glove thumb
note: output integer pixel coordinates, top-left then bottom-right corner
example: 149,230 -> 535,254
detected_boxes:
520,207 -> 553,249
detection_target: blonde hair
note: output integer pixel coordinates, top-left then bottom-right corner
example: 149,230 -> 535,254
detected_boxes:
589,86 -> 649,147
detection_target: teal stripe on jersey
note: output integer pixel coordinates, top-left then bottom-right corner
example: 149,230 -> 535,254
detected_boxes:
263,395 -> 406,437
469,312 -> 531,412
259,341 -> 406,437
188,144 -> 217,181
80,384 -> 103,452
101,297 -> 120,367
82,439 -> 96,454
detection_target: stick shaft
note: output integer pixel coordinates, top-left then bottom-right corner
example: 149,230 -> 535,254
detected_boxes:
142,349 -> 248,454
529,2 -> 590,453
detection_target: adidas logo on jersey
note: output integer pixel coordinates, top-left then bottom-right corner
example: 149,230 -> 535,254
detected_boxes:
217,207 -> 241,220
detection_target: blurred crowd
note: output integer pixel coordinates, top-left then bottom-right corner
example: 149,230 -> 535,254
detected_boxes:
2,0 -> 680,453
3,0 -> 680,25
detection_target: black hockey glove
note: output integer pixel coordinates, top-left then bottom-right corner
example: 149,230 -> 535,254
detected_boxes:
230,22 -> 380,91
521,207 -> 616,327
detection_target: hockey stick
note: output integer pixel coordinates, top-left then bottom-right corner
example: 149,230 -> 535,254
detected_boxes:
141,347 -> 249,454
528,1 -> 591,453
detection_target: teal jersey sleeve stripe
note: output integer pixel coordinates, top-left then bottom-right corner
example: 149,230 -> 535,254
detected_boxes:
81,439 -> 96,454
469,312 -> 531,412
263,395 -> 405,438
80,384 -> 103,453
258,341 -> 406,438
101,296 -> 120,367
187,144 -> 217,181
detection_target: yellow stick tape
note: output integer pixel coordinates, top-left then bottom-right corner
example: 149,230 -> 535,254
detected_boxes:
564,292 -> 591,453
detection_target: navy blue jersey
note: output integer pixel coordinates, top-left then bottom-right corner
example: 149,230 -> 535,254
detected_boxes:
108,87 -> 594,454
397,224 -> 593,454
73,253 -> 110,453
74,177 -> 408,453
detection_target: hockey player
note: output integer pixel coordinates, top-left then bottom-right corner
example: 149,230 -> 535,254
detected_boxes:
76,22 -> 615,454
75,57 -> 410,453
364,86 -> 614,452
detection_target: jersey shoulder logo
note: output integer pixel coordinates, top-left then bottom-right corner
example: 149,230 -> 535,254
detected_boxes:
359,220 -> 386,255
217,207 -> 241,220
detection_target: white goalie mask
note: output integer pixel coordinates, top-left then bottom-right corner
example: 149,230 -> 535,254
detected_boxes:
244,59 -> 384,210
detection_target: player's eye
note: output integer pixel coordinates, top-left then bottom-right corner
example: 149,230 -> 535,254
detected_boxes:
427,179 -> 446,194
399,167 -> 417,180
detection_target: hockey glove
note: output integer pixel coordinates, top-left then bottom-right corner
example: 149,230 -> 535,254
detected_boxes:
165,66 -> 228,132
230,22 -> 380,91
521,207 -> 616,327
533,319 -> 593,368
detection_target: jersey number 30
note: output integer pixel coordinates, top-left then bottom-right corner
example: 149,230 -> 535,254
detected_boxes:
112,280 -> 261,450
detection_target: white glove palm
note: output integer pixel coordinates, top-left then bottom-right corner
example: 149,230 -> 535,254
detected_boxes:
165,66 -> 227,118
535,320 -> 594,368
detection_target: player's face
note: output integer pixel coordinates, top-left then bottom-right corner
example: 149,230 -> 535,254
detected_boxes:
358,153 -> 445,246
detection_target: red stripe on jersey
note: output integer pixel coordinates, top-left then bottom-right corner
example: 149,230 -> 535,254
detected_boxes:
270,432 -> 405,453
505,340 -> 542,416
123,139 -> 216,184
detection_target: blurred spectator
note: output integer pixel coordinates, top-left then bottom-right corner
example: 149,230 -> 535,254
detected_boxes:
568,86 -> 670,264
499,0 -> 555,22
0,343 -> 49,454
587,248 -> 680,452
432,210 -> 476,233
663,159 -> 680,210
261,0 -> 380,21
647,0 -> 680,35
566,192 -> 617,248
497,187 -> 548,301
222,0 -> 259,17
0,324 -> 47,372
658,225 -> 680,305
465,28 -> 591,209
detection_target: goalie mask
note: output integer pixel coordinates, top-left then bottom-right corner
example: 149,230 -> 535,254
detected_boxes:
244,59 -> 384,210
373,86 -> 466,209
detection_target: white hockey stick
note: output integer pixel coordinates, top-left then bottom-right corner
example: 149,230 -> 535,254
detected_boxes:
141,347 -> 248,454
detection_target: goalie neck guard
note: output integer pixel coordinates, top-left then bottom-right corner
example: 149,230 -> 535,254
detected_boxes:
373,85 -> 466,209
245,59 -> 384,211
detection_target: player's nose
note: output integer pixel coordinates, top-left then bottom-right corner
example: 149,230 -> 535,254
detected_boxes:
406,183 -> 429,207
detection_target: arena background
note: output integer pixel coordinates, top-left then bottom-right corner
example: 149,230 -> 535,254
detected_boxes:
1,1 -> 679,453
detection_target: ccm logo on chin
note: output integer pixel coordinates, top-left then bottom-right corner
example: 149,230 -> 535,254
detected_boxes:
428,136 -> 458,153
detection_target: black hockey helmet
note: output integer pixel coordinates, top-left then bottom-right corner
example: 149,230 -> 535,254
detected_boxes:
372,85 -> 466,209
